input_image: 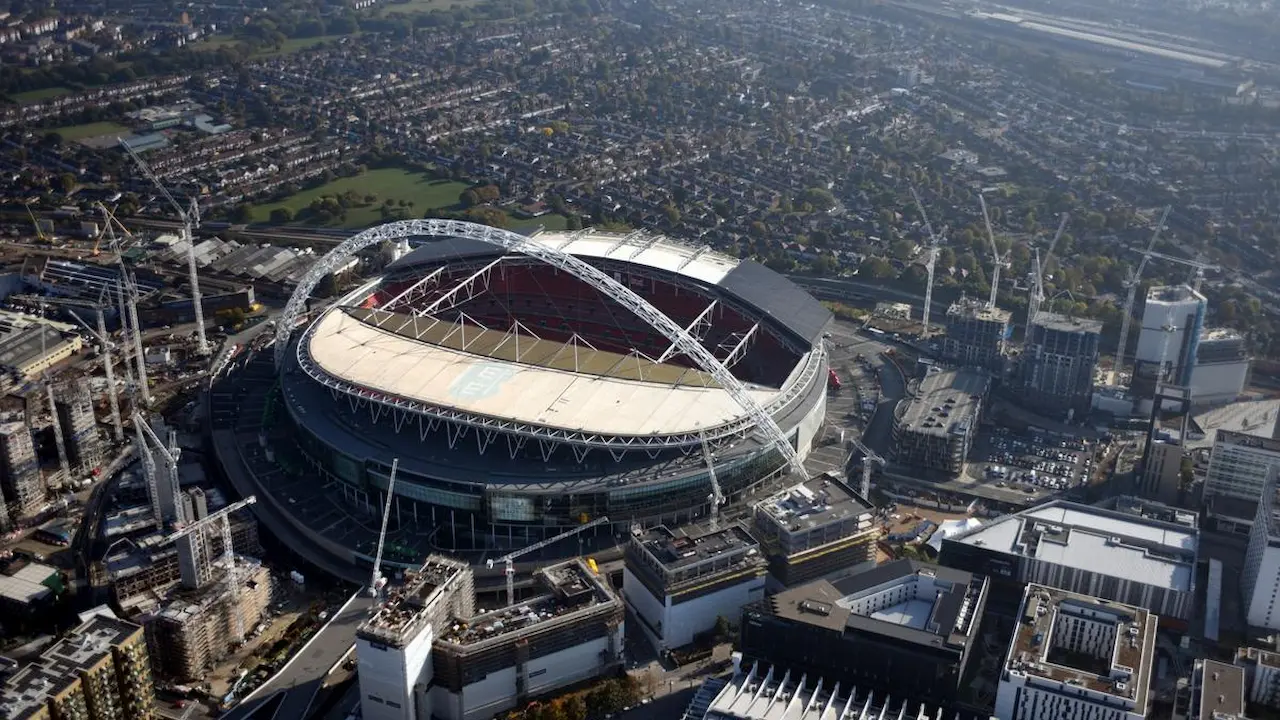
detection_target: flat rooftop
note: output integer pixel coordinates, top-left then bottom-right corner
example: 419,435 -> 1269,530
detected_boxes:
358,555 -> 470,647
756,473 -> 873,534
636,523 -> 760,574
948,500 -> 1196,592
0,326 -> 73,371
1008,584 -> 1154,710
898,367 -> 987,436
767,560 -> 983,652
1196,660 -> 1244,720
304,305 -> 784,440
1147,284 -> 1205,304
41,614 -> 140,675
946,299 -> 1011,324
0,561 -> 58,605
1031,311 -> 1103,334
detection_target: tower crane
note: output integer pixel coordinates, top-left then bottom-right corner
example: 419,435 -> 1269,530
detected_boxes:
24,202 -> 47,243
1027,213 -> 1070,326
978,194 -> 1009,309
134,410 -> 185,527
368,458 -> 400,601
487,517 -> 610,607
97,203 -> 151,406
850,437 -> 884,499
121,140 -> 211,356
1112,206 -> 1171,382
37,302 -> 72,490
910,188 -> 943,339
35,294 -> 125,443
1139,249 -> 1219,292
699,434 -> 725,529
165,496 -> 258,642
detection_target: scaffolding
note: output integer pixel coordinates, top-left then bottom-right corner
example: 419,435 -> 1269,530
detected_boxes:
55,377 -> 104,475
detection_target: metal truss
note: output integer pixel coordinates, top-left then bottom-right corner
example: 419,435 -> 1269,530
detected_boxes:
277,219 -> 815,477
676,245 -> 711,272
413,256 -> 507,317
717,324 -> 760,370
382,266 -> 446,311
657,300 -> 717,363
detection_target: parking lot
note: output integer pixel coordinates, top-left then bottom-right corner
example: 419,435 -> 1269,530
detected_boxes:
966,427 -> 1097,499
803,323 -> 892,477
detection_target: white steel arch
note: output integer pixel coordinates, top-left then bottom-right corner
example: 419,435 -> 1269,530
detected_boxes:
275,219 -> 810,479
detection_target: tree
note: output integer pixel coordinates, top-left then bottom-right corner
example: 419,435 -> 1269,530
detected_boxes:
562,695 -> 587,720
58,173 -> 76,194
800,187 -> 836,212
714,614 -> 733,641
269,207 -> 294,223
230,204 -> 255,224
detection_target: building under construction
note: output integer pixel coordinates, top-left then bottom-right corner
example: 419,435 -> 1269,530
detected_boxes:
624,522 -> 766,651
0,420 -> 43,520
1019,311 -> 1102,420
941,298 -> 1011,371
751,473 -> 879,586
146,558 -> 271,681
55,377 -> 104,475
891,367 -> 988,475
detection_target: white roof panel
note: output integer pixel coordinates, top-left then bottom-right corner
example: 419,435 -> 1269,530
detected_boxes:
1024,505 -> 1196,551
532,231 -> 738,285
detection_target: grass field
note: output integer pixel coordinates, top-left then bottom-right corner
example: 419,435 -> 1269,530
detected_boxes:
192,34 -> 352,57
253,170 -> 470,229
11,87 -> 73,104
53,121 -> 130,141
375,0 -> 481,15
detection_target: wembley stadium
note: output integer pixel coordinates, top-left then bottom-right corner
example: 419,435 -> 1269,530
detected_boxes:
219,221 -> 831,577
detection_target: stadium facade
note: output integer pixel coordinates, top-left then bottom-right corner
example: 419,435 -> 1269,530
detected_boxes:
253,226 -> 830,573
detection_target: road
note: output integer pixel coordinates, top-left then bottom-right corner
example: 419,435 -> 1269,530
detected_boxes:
225,592 -> 371,720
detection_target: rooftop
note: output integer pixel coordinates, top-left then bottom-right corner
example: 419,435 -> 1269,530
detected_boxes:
1147,284 -> 1206,305
946,298 -> 1012,324
944,500 -> 1197,592
898,367 -> 987,436
0,664 -> 78,720
756,473 -> 873,536
698,661 -> 946,720
0,561 -> 59,605
1201,327 -> 1244,343
636,523 -> 761,574
358,555 -> 470,647
0,326 -> 74,372
1195,660 -> 1244,720
41,614 -> 141,675
1007,584 -> 1154,710
303,304 -> 785,441
1030,311 -> 1104,334
766,560 -> 984,652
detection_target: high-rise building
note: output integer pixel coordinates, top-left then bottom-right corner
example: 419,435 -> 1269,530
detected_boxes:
1133,285 -> 1206,392
55,378 -> 104,474
185,487 -> 208,521
751,473 -> 878,586
1137,432 -> 1184,504
1203,430 -> 1280,534
0,613 -> 156,720
1242,469 -> 1280,630
890,367 -> 987,475
941,299 -> 1011,371
1019,313 -> 1101,420
994,584 -> 1155,720
1236,646 -> 1280,710
0,420 -> 43,520
1186,659 -> 1246,720
1190,328 -> 1251,407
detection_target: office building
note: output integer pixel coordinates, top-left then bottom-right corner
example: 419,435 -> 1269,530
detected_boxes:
739,559 -> 987,709
684,660 -> 964,720
1138,432 -> 1184,504
751,473 -> 878,586
624,523 -> 766,651
942,298 -> 1011,371
0,421 -> 43,520
1242,471 -> 1280,630
55,377 -> 104,474
1020,313 -> 1102,420
432,560 -> 624,720
939,499 -> 1198,622
1134,285 -> 1206,391
147,559 -> 272,681
891,367 -> 987,475
1190,328 -> 1250,407
1204,430 -> 1280,534
1236,646 -> 1280,709
0,613 -> 155,720
994,584 -> 1155,720
1183,659 -> 1246,720
356,556 -> 475,720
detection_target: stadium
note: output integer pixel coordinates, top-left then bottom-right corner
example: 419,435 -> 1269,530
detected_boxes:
221,221 -> 831,579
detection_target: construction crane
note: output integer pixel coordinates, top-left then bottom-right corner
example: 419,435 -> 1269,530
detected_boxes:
165,496 -> 258,642
134,410 -> 185,527
1027,213 -> 1070,326
1112,206 -> 1171,381
850,437 -> 884,500
121,140 -> 211,356
488,517 -> 610,607
37,301 -> 72,490
31,294 -> 126,444
910,188 -> 943,339
978,194 -> 1009,309
24,202 -> 47,243
1139,249 -> 1219,292
699,434 -> 725,529
368,458 -> 400,601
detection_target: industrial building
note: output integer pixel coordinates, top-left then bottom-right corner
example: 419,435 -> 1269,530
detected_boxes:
1183,659 -> 1246,720
0,325 -> 82,380
1134,285 -> 1206,392
0,420 -> 44,520
1019,312 -> 1101,420
55,377 -> 104,474
938,499 -> 1198,622
1203,430 -> 1280,534
0,559 -> 62,612
684,660 -> 962,720
0,612 -> 156,720
739,559 -> 988,710
750,473 -> 878,586
432,560 -> 624,720
624,523 -> 766,651
890,367 -> 988,475
1190,328 -> 1251,407
146,559 -> 272,681
994,584 -> 1155,720
941,298 -> 1011,370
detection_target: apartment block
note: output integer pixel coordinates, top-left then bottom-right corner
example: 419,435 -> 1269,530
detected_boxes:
891,367 -> 987,475
751,473 -> 878,586
0,420 -> 43,520
55,377 -> 104,474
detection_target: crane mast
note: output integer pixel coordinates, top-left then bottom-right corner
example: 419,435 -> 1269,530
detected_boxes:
165,496 -> 258,642
369,458 -> 400,600
489,517 -> 610,607
38,302 -> 71,490
910,188 -> 942,339
134,411 -> 185,527
121,141 -> 211,356
978,194 -> 1007,309
1028,214 -> 1069,325
851,437 -> 884,499
1112,206 -> 1171,382
699,434 -> 724,529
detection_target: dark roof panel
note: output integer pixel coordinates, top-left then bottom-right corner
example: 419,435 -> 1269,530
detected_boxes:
718,260 -> 831,348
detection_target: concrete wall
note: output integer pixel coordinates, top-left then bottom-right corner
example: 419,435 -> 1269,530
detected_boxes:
623,567 -> 667,647
357,622 -> 435,720
663,575 -> 765,649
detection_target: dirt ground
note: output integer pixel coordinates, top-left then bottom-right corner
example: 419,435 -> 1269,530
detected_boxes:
875,502 -> 975,563
206,581 -> 315,698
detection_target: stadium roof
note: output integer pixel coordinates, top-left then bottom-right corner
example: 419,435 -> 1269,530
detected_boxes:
387,230 -> 831,348
944,500 -> 1196,592
305,304 -> 779,439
